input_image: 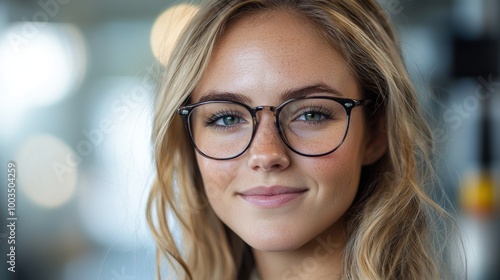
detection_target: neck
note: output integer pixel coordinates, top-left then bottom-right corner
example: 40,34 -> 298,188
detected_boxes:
252,228 -> 345,280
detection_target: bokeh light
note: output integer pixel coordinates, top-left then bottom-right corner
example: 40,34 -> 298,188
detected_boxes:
0,23 -> 86,107
150,3 -> 199,64
0,23 -> 86,136
15,133 -> 78,208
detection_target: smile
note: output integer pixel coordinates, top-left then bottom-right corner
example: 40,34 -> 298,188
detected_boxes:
238,186 -> 308,208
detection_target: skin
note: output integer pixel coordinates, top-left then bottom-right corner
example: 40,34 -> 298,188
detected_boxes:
191,10 -> 386,280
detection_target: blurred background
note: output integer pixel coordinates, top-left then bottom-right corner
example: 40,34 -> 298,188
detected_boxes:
0,0 -> 499,279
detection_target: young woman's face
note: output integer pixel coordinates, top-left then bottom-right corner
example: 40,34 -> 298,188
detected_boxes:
191,11 -> 382,252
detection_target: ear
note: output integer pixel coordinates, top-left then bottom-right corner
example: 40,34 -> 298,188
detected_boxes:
362,116 -> 388,165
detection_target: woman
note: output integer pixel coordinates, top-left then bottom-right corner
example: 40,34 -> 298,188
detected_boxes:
147,0 -> 462,279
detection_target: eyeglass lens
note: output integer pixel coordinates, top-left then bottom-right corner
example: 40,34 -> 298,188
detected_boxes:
188,98 -> 348,159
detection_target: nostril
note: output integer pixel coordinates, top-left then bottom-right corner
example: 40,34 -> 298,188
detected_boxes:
270,162 -> 284,170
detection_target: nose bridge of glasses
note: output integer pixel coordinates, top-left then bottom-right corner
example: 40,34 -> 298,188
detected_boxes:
252,105 -> 277,134
253,105 -> 278,126
254,105 -> 276,113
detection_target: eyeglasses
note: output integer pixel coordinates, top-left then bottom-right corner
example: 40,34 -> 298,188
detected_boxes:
178,96 -> 372,160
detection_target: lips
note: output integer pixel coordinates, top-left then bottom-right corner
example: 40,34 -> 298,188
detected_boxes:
238,186 -> 308,208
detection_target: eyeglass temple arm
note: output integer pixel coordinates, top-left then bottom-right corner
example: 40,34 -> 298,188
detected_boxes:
354,98 -> 374,107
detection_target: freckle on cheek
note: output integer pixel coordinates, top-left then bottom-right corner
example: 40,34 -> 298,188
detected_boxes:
200,164 -> 232,192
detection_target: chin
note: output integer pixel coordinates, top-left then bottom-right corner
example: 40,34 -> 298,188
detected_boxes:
242,229 -> 308,252
249,241 -> 304,253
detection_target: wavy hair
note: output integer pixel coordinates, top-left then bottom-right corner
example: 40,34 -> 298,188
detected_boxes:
147,0 -> 463,279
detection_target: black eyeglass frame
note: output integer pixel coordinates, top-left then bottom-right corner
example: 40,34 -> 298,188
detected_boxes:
178,96 -> 372,160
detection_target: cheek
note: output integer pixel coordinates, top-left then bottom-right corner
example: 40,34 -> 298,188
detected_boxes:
311,128 -> 366,197
196,155 -> 237,199
313,152 -> 362,193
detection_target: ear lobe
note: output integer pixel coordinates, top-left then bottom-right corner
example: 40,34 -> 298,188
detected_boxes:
362,119 -> 388,166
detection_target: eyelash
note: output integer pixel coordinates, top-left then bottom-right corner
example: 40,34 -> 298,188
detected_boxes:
204,110 -> 246,129
295,105 -> 334,123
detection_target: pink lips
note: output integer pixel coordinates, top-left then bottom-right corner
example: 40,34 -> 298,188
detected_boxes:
238,186 -> 308,208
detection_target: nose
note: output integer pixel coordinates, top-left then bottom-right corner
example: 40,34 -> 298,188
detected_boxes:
247,111 -> 290,172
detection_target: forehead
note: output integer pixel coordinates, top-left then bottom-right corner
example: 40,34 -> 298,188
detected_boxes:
191,9 -> 360,104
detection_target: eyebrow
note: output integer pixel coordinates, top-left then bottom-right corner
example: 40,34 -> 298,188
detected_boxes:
280,83 -> 343,102
196,83 -> 343,105
198,91 -> 252,104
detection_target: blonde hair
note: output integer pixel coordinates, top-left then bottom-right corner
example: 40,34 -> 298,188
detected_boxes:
147,0 -> 462,279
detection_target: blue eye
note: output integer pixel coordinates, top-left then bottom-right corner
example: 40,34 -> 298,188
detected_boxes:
215,115 -> 243,126
204,110 -> 247,130
298,112 -> 325,122
293,106 -> 334,123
